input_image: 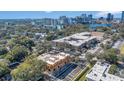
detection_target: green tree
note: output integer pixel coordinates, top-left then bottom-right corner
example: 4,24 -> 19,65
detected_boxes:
0,62 -> 10,77
7,36 -> 35,50
111,33 -> 120,42
100,41 -> 112,50
118,54 -> 124,62
0,47 -> 8,55
17,36 -> 35,50
98,48 -> 118,64
11,55 -> 47,81
6,45 -> 28,62
119,28 -> 124,38
45,33 -> 57,41
85,52 -> 95,65
35,41 -> 52,54
108,64 -> 117,74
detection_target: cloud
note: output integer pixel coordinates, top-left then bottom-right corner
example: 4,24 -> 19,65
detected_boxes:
95,11 -> 121,17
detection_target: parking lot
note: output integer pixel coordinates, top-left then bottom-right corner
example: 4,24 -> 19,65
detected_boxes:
53,63 -> 78,79
64,66 -> 82,81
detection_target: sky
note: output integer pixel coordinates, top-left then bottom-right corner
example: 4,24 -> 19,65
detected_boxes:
0,11 -> 122,19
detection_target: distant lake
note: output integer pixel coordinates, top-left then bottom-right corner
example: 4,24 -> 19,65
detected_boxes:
89,24 -> 112,28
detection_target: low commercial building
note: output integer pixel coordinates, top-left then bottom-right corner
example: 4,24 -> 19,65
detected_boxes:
37,52 -> 72,72
52,32 -> 99,51
86,62 -> 124,81
35,33 -> 47,39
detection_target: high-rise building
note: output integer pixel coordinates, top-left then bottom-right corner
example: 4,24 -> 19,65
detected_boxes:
99,17 -> 104,20
81,14 -> 87,23
81,14 -> 87,18
52,19 -> 59,26
106,13 -> 114,22
121,11 -> 124,22
68,18 -> 76,24
87,14 -> 93,23
75,16 -> 83,24
41,18 -> 53,25
59,16 -> 69,25
88,14 -> 92,20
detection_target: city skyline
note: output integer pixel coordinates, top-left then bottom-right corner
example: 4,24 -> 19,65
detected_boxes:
0,11 -> 122,19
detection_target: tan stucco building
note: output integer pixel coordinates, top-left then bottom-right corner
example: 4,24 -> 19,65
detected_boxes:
37,52 -> 72,72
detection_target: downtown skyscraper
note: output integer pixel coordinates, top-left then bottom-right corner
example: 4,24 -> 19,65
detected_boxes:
121,11 -> 124,22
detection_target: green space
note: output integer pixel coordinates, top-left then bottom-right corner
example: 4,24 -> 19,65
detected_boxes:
73,64 -> 93,81
108,64 -> 117,75
120,44 -> 124,55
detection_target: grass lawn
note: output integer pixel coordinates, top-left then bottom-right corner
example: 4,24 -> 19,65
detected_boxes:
78,64 -> 92,81
73,64 -> 93,81
120,44 -> 124,55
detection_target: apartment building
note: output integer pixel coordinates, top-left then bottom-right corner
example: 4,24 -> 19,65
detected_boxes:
37,52 -> 72,72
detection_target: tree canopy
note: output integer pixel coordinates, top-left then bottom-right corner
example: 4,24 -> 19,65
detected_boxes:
7,36 -> 35,50
0,47 -> 8,55
6,45 -> 28,62
85,52 -> 95,65
97,48 -> 118,64
11,55 -> 47,81
0,62 -> 10,77
119,28 -> 124,38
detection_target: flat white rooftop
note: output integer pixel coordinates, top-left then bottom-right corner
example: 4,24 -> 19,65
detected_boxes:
86,62 -> 124,81
37,52 -> 70,65
112,40 -> 124,49
53,32 -> 97,47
